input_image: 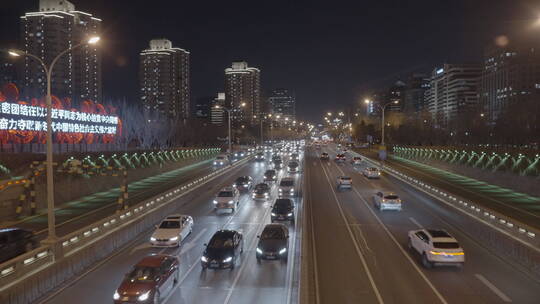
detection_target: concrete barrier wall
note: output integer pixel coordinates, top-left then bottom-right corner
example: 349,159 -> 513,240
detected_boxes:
0,156 -> 250,304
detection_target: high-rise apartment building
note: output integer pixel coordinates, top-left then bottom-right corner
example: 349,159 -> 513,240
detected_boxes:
210,93 -> 226,125
0,61 -> 18,88
224,61 -> 260,125
425,64 -> 481,126
268,88 -> 295,122
20,0 -> 102,105
479,41 -> 540,122
387,80 -> 406,112
403,73 -> 430,114
140,39 -> 190,120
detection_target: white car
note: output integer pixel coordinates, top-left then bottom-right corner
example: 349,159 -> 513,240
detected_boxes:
278,177 -> 296,197
214,187 -> 240,213
213,155 -> 228,166
351,156 -> 362,166
287,161 -> 300,173
373,191 -> 402,211
150,214 -> 193,247
336,176 -> 352,190
363,167 -> 381,179
408,229 -> 465,268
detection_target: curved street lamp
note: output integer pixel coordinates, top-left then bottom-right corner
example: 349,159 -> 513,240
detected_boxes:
364,99 -> 398,146
8,36 -> 100,244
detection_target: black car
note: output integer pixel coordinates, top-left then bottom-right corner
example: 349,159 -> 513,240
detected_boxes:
201,230 -> 244,269
233,176 -> 253,191
273,159 -> 283,169
252,183 -> 271,200
271,155 -> 281,162
320,152 -> 329,160
255,152 -> 265,161
256,224 -> 289,262
0,228 -> 36,263
271,199 -> 295,223
264,169 -> 277,182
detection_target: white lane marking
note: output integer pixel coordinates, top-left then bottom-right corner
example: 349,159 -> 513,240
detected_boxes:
331,161 -> 448,304
409,217 -> 423,229
319,159 -> 385,304
179,228 -> 208,255
475,274 -> 512,302
222,208 -> 272,304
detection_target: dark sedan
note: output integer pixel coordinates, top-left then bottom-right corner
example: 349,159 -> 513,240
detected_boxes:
271,199 -> 295,224
233,176 -> 253,191
252,183 -> 271,200
201,230 -> 244,269
256,224 -> 289,262
264,169 -> 277,182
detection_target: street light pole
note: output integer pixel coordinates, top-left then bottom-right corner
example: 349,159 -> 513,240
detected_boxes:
215,102 -> 245,154
9,36 -> 100,243
364,99 -> 397,146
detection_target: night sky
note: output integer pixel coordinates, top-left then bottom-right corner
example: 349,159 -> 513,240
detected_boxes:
1,0 -> 538,121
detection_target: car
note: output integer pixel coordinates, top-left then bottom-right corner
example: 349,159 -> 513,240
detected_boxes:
373,191 -> 402,211
336,176 -> 352,190
320,152 -> 329,160
351,156 -> 362,165
335,153 -> 346,163
252,183 -> 271,200
271,155 -> 281,162
150,214 -> 194,247
273,159 -> 283,169
255,152 -> 265,161
214,187 -> 240,213
213,155 -> 228,166
0,228 -> 36,263
256,224 -> 289,262
113,254 -> 179,304
408,229 -> 465,268
264,169 -> 277,182
337,144 -> 342,150
278,177 -> 296,197
271,199 -> 295,223
233,151 -> 245,158
233,176 -> 253,191
287,161 -> 300,173
290,153 -> 300,161
363,167 -> 381,179
201,230 -> 244,269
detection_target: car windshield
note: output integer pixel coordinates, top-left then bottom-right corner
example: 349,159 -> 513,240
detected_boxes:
218,191 -> 233,197
235,177 -> 248,183
384,195 -> 399,200
340,177 -> 352,180
433,242 -> 460,249
275,199 -> 292,208
216,156 -> 226,160
208,236 -> 234,248
261,228 -> 285,240
265,170 -> 276,176
337,154 -> 344,157
159,220 -> 180,229
280,180 -> 294,187
126,266 -> 158,282
255,184 -> 269,191
288,162 -> 298,167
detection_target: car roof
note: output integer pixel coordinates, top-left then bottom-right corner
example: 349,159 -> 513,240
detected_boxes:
263,223 -> 288,231
136,254 -> 170,267
281,177 -> 294,181
212,229 -> 237,239
275,198 -> 293,205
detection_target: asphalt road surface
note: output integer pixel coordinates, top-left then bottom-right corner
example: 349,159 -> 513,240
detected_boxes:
305,145 -> 540,304
38,153 -> 303,304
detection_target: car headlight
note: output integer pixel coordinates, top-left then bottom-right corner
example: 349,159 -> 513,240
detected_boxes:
228,200 -> 234,204
213,161 -> 217,165
170,236 -> 179,241
273,175 -> 276,178
264,193 -> 269,197
279,248 -> 287,255
113,291 -> 120,300
287,212 -> 293,216
138,291 -> 150,302
201,256 -> 208,262
213,200 -> 218,204
223,257 -> 233,263
271,213 -> 276,216
290,189 -> 294,193
279,188 -> 283,192
256,248 -> 263,254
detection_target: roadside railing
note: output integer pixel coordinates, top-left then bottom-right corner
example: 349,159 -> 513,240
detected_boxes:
0,155 -> 252,304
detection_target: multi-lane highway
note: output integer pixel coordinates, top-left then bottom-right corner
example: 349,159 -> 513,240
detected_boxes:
304,144 -> 540,303
37,151 -> 303,304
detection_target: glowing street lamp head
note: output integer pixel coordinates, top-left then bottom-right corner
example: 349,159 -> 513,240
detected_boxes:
364,99 -> 371,104
393,100 -> 399,104
240,102 -> 246,107
87,36 -> 100,44
327,112 -> 332,116
8,50 -> 21,57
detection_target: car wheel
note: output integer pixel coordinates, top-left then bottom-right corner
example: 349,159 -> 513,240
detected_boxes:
153,290 -> 161,304
256,257 -> 261,263
422,253 -> 433,268
231,208 -> 235,213
173,270 -> 179,285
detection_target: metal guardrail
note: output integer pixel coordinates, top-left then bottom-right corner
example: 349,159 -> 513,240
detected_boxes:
352,150 -> 540,250
0,155 -> 251,292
